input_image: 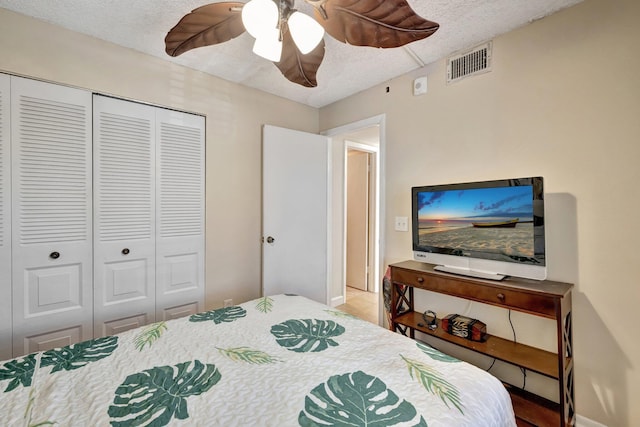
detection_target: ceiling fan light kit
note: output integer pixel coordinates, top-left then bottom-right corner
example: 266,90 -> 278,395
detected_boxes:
242,0 -> 324,60
241,0 -> 279,39
252,26 -> 283,62
165,0 -> 440,87
288,11 -> 325,54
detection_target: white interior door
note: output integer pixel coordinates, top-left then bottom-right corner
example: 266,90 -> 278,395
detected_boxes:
262,125 -> 330,305
155,108 -> 205,320
11,76 -> 93,356
0,73 -> 11,360
93,95 -> 156,337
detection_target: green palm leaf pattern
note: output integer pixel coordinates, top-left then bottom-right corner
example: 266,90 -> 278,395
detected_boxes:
416,341 -> 461,363
41,336 -> 119,373
271,319 -> 345,353
0,354 -> 37,392
325,309 -> 358,319
255,296 -> 274,313
216,347 -> 282,364
189,306 -> 247,324
108,360 -> 221,427
299,370 -> 427,427
24,384 -> 58,426
401,354 -> 464,414
134,322 -> 168,351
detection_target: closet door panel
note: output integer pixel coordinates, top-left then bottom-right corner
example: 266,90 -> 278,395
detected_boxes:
11,76 -> 93,357
23,326 -> 83,355
0,73 -> 11,360
93,95 -> 156,337
156,109 -> 204,319
162,302 -> 199,321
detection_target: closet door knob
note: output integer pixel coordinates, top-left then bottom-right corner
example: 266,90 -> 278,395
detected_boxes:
49,251 -> 60,259
122,248 -> 130,255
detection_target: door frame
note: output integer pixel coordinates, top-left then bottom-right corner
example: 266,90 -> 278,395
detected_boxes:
322,114 -> 385,325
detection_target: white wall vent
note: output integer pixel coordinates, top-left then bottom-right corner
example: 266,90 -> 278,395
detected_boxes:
447,41 -> 492,84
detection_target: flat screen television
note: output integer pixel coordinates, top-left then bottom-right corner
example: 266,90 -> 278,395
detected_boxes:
412,177 -> 546,280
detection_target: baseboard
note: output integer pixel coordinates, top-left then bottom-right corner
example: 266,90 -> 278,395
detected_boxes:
577,414 -> 607,427
330,295 -> 344,307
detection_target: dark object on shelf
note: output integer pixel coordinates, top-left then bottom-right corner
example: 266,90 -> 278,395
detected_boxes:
441,314 -> 487,342
421,310 -> 438,330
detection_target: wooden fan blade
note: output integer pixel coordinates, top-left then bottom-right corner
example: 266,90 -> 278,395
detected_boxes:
165,2 -> 246,57
274,24 -> 325,88
313,0 -> 439,48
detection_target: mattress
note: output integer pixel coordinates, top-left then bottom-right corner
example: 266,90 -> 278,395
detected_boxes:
0,294 -> 515,426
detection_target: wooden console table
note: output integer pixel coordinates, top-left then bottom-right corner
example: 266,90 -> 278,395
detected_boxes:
390,260 -> 574,427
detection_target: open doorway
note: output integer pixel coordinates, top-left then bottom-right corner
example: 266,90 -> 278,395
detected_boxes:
325,122 -> 381,325
346,143 -> 376,292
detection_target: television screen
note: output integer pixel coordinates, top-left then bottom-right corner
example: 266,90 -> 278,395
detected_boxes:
412,177 -> 546,280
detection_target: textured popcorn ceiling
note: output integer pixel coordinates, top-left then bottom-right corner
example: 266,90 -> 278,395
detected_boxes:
0,0 -> 582,107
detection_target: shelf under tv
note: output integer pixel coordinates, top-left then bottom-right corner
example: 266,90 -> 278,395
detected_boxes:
389,260 -> 575,427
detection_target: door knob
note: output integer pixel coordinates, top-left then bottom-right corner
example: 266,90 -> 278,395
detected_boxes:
49,251 -> 60,259
266,236 -> 275,244
122,248 -> 130,255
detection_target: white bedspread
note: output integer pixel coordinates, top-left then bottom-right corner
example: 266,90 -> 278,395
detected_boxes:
0,294 -> 515,426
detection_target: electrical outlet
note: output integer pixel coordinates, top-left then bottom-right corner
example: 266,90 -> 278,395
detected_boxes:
223,299 -> 233,307
395,216 -> 409,232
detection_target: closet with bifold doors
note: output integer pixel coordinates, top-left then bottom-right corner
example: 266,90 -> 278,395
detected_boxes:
0,73 -> 205,359
92,95 -> 206,338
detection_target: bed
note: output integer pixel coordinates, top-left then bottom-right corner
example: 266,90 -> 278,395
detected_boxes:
0,294 -> 516,426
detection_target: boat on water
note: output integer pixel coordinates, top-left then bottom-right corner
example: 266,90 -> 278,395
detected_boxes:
472,218 -> 519,228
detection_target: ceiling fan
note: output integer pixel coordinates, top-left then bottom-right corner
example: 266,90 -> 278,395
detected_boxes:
165,0 -> 439,88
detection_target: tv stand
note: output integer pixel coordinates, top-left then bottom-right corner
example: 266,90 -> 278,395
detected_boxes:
390,260 -> 575,427
433,264 -> 506,281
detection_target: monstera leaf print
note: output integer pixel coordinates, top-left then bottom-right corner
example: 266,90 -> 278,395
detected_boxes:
1,337 -> 118,393
108,360 -> 221,427
416,341 -> 461,363
271,319 -> 345,353
189,306 -> 247,324
299,370 -> 427,427
401,354 -> 464,414
0,354 -> 37,392
41,336 -> 119,373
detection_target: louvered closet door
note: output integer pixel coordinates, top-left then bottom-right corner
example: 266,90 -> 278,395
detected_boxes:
93,95 -> 156,337
0,74 -> 11,360
155,109 -> 204,320
11,76 -> 93,356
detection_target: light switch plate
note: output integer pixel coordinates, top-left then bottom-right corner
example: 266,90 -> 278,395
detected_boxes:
395,216 -> 409,232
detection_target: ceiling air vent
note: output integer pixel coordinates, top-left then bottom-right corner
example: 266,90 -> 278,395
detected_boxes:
447,41 -> 492,84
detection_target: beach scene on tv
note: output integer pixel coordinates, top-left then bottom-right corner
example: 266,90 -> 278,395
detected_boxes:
416,186 -> 536,259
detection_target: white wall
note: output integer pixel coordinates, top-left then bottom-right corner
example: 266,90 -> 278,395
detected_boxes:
0,8 -> 319,310
320,0 -> 640,425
